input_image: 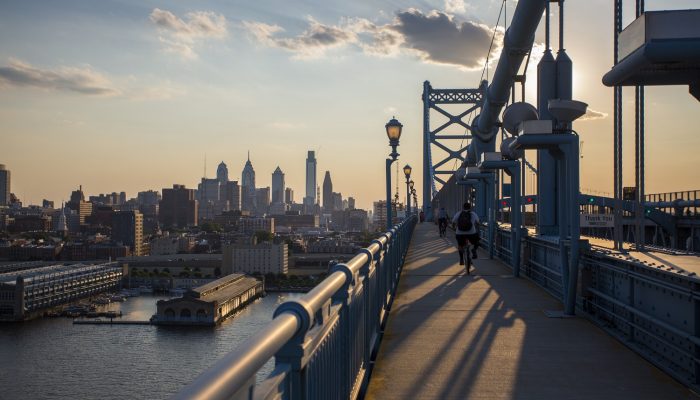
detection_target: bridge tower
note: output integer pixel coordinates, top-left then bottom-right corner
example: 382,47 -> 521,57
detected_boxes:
422,81 -> 485,221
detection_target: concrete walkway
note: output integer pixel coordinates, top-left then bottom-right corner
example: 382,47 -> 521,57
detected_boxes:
365,223 -> 698,400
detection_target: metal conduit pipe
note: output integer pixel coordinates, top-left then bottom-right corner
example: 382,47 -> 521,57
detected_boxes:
476,0 -> 548,140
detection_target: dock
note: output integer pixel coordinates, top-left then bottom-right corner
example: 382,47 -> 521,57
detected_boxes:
365,223 -> 698,399
73,319 -> 152,325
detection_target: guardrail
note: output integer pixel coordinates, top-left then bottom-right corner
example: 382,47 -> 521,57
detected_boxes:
486,225 -> 700,389
174,216 -> 417,400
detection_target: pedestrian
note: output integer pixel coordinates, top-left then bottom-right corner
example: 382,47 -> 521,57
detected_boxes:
452,202 -> 480,265
437,207 -> 449,237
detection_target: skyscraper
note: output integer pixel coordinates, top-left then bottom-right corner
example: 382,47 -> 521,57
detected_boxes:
225,181 -> 241,211
159,184 -> 198,228
112,210 -> 144,256
323,171 -> 333,212
271,167 -> 285,204
0,164 -> 9,206
304,151 -> 317,206
241,152 -> 256,213
217,161 -> 229,184
285,188 -> 294,204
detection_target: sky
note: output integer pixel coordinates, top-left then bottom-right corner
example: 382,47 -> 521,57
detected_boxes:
1,0 -> 699,210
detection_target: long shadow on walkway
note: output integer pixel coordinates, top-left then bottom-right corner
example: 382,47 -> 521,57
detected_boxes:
365,223 -> 698,400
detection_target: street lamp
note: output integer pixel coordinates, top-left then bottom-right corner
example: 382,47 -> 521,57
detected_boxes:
385,117 -> 403,230
403,164 -> 412,216
409,180 -> 415,216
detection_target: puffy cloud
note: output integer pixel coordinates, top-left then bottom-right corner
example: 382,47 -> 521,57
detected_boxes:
243,18 -> 357,58
444,0 -> 468,14
579,108 -> 608,121
390,10 -> 501,69
0,59 -> 186,100
242,9 -> 501,69
0,59 -> 119,96
150,8 -> 228,59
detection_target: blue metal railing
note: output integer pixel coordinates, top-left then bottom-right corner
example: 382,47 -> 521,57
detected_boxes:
174,216 -> 417,400
486,225 -> 700,389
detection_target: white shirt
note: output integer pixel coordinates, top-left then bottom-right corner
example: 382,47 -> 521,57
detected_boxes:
452,210 -> 479,235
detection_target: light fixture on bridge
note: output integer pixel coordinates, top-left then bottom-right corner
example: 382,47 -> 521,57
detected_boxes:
403,164 -> 412,179
385,117 -> 403,143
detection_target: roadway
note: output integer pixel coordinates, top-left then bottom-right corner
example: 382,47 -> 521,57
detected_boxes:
365,223 -> 698,399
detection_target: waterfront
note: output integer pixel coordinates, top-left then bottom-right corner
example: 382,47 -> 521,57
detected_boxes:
0,292 -> 301,400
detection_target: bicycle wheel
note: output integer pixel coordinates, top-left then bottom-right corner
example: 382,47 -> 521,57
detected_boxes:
465,244 -> 471,275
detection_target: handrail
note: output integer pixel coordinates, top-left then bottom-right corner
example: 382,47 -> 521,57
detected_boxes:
174,215 -> 417,400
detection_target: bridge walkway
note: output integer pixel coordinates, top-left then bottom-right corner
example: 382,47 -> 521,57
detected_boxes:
365,223 -> 698,399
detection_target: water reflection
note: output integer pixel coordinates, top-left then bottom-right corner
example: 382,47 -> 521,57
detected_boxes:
0,292 -> 301,400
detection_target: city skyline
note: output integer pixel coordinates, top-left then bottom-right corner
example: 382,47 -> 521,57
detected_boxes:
2,0 -> 699,210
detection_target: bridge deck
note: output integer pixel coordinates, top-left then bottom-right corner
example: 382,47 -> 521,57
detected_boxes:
365,223 -> 698,399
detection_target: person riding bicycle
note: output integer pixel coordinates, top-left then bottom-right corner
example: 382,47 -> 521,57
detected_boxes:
452,202 -> 480,266
437,207 -> 449,236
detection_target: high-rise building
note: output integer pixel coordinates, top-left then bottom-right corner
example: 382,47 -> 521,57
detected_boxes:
332,192 -> 343,212
241,153 -> 256,213
137,190 -> 161,206
67,186 -> 92,228
112,210 -> 144,256
119,192 -> 127,205
285,188 -> 294,204
304,151 -> 317,206
323,171 -> 333,212
348,197 -> 356,210
42,199 -> 54,209
217,161 -> 229,184
198,177 -> 222,221
225,181 -> 241,211
271,167 -> 285,204
0,164 -> 10,206
255,187 -> 271,215
159,184 -> 198,228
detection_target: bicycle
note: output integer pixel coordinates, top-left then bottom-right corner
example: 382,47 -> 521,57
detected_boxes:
438,218 -> 448,237
463,242 -> 472,275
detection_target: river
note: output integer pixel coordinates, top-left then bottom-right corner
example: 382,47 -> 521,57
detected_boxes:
0,292 -> 302,400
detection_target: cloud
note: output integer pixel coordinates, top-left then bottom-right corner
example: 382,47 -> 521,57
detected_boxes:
390,10 -> 501,69
0,59 -> 119,96
242,9 -> 502,69
579,108 -> 608,121
0,59 -> 186,100
150,8 -> 228,59
243,18 -> 357,58
444,0 -> 468,14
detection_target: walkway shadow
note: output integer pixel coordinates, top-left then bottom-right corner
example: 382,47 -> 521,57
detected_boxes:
366,223 -> 698,400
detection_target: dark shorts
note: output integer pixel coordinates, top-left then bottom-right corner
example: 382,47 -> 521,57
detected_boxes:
456,233 -> 479,247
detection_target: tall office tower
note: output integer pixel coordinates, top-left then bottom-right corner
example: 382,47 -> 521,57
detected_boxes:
304,151 -> 317,206
225,181 -> 241,211
322,171 -> 333,212
198,177 -> 222,221
256,187 -> 271,215
0,164 -> 9,206
112,210 -> 144,256
119,192 -> 127,205
159,184 -> 198,228
348,197 -> 356,210
332,192 -> 343,212
42,199 -> 54,209
55,203 -> 68,234
271,167 -> 285,204
67,186 -> 92,226
217,161 -> 229,184
241,153 -> 256,212
285,188 -> 294,204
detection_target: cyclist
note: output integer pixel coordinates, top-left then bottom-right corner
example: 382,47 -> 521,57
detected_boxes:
437,207 -> 449,237
452,202 -> 480,266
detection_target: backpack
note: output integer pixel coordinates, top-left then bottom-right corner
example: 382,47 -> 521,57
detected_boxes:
457,211 -> 473,231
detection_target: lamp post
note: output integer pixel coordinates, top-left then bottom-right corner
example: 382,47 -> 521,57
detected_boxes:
409,180 -> 415,215
403,165 -> 412,216
385,117 -> 402,231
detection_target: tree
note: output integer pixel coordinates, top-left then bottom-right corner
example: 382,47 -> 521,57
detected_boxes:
254,230 -> 274,243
